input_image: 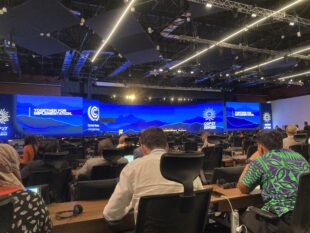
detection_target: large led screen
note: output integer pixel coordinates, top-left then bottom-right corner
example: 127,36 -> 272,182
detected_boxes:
100,102 -> 224,133
0,95 -> 15,140
16,95 -> 83,136
226,102 -> 260,130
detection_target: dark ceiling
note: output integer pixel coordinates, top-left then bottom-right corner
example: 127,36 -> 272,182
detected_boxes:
0,0 -> 310,96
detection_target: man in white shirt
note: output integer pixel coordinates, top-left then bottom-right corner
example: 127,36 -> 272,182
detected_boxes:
283,125 -> 301,149
103,127 -> 203,222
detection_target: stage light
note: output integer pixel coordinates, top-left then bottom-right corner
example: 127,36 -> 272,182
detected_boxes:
163,97 -> 166,101
91,0 -> 136,62
148,97 -> 152,100
177,69 -> 182,73
169,0 -> 305,70
206,3 -> 212,8
170,97 -> 175,102
251,13 -> 257,18
235,46 -> 310,75
46,33 -> 51,37
261,77 -> 265,80
156,45 -> 160,51
147,27 -> 153,34
297,31 -> 302,37
40,33 -> 44,36
281,35 -> 285,39
289,22 -> 295,26
2,7 -> 7,13
225,73 -> 230,77
187,17 -> 191,22
278,70 -> 310,81
190,71 -> 194,74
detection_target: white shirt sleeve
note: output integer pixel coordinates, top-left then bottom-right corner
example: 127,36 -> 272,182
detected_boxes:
103,165 -> 134,221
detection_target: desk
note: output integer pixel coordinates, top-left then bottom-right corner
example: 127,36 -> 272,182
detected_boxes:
223,147 -> 243,156
222,155 -> 247,167
49,184 -> 262,233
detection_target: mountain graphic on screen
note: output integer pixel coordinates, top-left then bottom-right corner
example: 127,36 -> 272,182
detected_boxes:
227,117 -> 259,129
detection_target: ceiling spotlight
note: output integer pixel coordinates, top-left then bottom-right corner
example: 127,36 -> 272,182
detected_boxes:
147,27 -> 153,34
186,17 -> 191,22
281,35 -> 285,39
206,3 -> 212,8
190,71 -> 194,74
5,63 -> 9,67
46,33 -> 51,37
297,31 -> 302,37
170,97 -> 175,102
148,97 -> 152,100
261,77 -> 265,80
118,53 -> 123,58
156,45 -> 160,51
289,22 -> 295,26
163,97 -> 166,101
159,68 -> 163,72
177,69 -> 182,74
40,32 -> 44,36
131,7 -> 135,12
112,94 -> 117,98
251,13 -> 257,18
225,73 -> 230,77
0,9 -> 3,15
2,7 -> 7,13
219,73 -> 223,77
244,28 -> 249,32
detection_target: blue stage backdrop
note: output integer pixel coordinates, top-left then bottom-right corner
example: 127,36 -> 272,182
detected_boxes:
226,102 -> 261,130
261,103 -> 273,130
100,102 -> 224,133
83,99 -> 101,136
0,95 -> 15,140
15,95 -> 83,136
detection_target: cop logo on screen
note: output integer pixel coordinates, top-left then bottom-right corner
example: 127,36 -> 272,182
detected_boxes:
0,109 -> 10,124
88,106 -> 100,121
203,108 -> 216,121
263,112 -> 271,123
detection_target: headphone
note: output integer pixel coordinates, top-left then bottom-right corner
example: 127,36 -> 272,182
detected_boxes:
55,204 -> 83,220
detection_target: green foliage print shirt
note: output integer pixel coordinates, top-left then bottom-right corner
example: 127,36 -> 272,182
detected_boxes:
242,149 -> 310,216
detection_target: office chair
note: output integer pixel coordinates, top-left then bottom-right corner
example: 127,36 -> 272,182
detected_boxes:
74,178 -> 118,200
248,172 -> 310,233
211,166 -> 245,184
290,144 -> 309,161
0,196 -> 13,233
91,163 -> 127,180
202,146 -> 223,172
134,152 -> 212,233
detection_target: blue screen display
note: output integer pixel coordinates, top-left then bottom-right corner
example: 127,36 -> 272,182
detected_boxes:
261,103 -> 273,130
101,102 -> 224,133
15,95 -> 83,136
0,95 -> 14,140
83,99 -> 101,136
226,102 -> 260,130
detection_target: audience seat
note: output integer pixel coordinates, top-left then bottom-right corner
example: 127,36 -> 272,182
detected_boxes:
248,172 -> 310,233
211,166 -> 245,184
0,196 -> 13,233
73,178 -> 118,201
91,163 -> 127,180
290,144 -> 310,162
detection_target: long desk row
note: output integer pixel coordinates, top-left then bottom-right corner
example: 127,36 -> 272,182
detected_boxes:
48,184 -> 262,233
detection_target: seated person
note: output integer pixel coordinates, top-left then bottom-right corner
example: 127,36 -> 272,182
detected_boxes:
19,135 -> 38,165
77,139 -> 128,179
133,147 -> 143,160
116,135 -> 129,148
103,127 -> 203,222
237,130 -> 310,233
0,144 -> 52,232
283,124 -> 301,149
199,132 -> 215,151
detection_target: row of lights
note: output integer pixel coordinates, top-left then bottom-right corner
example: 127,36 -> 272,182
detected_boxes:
111,95 -> 193,102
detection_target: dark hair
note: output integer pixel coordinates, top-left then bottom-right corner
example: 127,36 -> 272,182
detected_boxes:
256,130 -> 283,150
305,122 -> 308,125
140,127 -> 167,150
24,135 -> 38,146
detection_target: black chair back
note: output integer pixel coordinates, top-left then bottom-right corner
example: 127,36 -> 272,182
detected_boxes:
0,196 -> 13,233
135,190 -> 212,233
91,163 -> 126,180
27,169 -> 53,186
202,146 -> 223,171
74,178 -> 118,200
291,172 -> 310,233
160,152 -> 204,197
290,144 -> 309,161
294,134 -> 308,144
135,152 -> 211,233
211,166 -> 245,184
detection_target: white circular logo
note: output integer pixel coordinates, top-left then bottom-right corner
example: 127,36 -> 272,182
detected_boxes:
87,106 -> 99,121
203,108 -> 216,121
263,112 -> 271,123
0,109 -> 10,124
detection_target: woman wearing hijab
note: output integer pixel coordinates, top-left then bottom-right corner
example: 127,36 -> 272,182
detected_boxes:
0,144 -> 52,233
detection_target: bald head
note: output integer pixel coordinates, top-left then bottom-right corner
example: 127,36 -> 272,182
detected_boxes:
286,125 -> 297,136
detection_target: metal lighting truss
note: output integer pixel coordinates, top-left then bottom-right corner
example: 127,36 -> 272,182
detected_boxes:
188,0 -> 310,27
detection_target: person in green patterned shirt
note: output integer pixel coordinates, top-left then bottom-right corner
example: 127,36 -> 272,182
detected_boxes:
237,130 -> 310,233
